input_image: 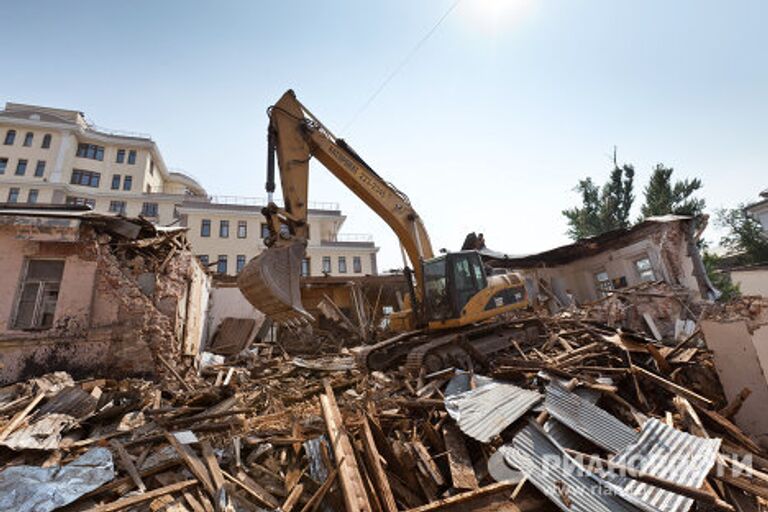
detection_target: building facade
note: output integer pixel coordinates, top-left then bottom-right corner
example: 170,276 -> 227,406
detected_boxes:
747,188 -> 768,234
0,102 -> 378,276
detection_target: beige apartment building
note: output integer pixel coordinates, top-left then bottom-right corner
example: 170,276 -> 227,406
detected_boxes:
0,102 -> 378,276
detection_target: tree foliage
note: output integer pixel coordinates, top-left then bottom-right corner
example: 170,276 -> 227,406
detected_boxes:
716,205 -> 768,264
640,164 -> 705,218
562,164 -> 635,240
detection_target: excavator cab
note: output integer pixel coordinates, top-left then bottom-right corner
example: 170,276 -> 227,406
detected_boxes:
422,252 -> 488,323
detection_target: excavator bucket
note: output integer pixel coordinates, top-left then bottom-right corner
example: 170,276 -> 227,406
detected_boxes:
237,241 -> 314,325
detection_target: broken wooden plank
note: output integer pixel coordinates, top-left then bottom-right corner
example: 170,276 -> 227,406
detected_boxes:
222,469 -> 280,510
402,481 -> 518,512
360,416 -> 398,512
633,365 -> 713,407
0,391 -> 44,441
200,440 -> 225,491
164,432 -> 215,498
442,422 -> 478,490
87,479 -> 198,512
110,439 -> 146,493
319,381 -> 372,512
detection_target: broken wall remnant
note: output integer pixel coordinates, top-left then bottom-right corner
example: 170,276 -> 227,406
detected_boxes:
0,206 -> 210,385
481,215 -> 717,307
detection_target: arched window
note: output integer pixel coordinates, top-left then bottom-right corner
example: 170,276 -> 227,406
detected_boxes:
4,130 -> 16,145
23,132 -> 34,146
41,134 -> 52,149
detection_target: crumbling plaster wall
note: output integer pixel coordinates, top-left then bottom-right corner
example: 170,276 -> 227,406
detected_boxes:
527,222 -> 700,304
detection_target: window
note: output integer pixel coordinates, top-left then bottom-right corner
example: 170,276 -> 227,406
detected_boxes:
34,160 -> 46,177
594,270 -> 613,298
41,134 -> 52,149
76,143 -> 104,161
217,255 -> 228,274
70,169 -> 101,187
149,160 -> 154,176
111,175 -> 121,190
353,256 -> 362,273
15,159 -> 27,176
23,132 -> 33,147
108,200 -> 126,214
322,256 -> 331,274
634,257 -> 656,282
141,202 -> 159,217
201,219 -> 211,237
66,196 -> 95,208
146,184 -> 151,193
13,260 -> 65,330
261,222 -> 270,239
237,220 -> 247,238
0,158 -> 7,174
123,175 -> 132,191
116,149 -> 125,164
236,255 -> 246,273
301,258 -> 310,277
27,189 -> 39,204
338,256 -> 347,274
127,150 -> 137,165
8,187 -> 20,203
219,220 -> 229,238
198,255 -> 209,266
4,129 -> 16,145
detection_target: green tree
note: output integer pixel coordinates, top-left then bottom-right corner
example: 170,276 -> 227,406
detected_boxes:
640,164 -> 705,218
716,205 -> 768,264
563,164 -> 635,239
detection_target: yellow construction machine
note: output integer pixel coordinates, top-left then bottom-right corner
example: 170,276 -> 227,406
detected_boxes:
238,90 -> 529,340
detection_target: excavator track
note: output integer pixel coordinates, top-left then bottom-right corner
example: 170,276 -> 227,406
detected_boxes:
400,319 -> 542,374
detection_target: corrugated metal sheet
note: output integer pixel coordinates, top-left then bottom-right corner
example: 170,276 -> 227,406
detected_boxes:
604,418 -> 721,512
505,422 -> 644,512
545,381 -> 638,453
445,376 -> 541,443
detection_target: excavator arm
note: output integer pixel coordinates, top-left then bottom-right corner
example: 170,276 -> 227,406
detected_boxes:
238,90 -> 433,324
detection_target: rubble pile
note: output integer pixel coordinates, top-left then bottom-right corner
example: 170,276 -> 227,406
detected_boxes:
1,284 -> 768,511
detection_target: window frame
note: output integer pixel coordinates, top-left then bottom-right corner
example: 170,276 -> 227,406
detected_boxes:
7,187 -> 20,203
23,132 -> 33,147
633,256 -> 656,282
127,150 -> 137,165
322,256 -> 331,274
41,134 -> 52,149
301,258 -> 311,277
71,169 -> 101,188
236,255 -> 246,273
27,189 -> 39,204
0,157 -> 7,174
123,175 -> 133,191
201,219 -> 211,237
219,220 -> 230,238
4,129 -> 16,145
12,259 -> 65,331
593,270 -> 613,298
108,200 -> 126,214
141,202 -> 159,217
217,255 -> 228,274
116,149 -> 125,164
111,174 -> 121,190
237,220 -> 247,239
338,256 -> 347,274
15,159 -> 27,176
34,160 -> 46,177
76,143 -> 105,161
198,255 -> 209,266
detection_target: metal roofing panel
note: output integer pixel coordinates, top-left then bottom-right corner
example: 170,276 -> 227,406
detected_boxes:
604,418 -> 721,512
505,422 -> 644,512
445,376 -> 542,443
545,381 -> 639,453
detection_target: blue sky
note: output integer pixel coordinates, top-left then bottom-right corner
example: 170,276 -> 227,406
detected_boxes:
2,1 -> 766,269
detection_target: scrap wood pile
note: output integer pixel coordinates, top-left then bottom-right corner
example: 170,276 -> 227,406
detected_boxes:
1,285 -> 768,511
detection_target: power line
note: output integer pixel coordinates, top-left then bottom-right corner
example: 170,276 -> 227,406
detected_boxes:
343,0 -> 462,132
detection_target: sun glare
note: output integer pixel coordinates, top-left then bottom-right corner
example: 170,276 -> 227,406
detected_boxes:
463,0 -> 536,32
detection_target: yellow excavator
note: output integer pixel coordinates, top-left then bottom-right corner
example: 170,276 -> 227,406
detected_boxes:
238,90 -> 529,342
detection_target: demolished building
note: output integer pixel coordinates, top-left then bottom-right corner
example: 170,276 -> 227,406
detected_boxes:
0,205 -> 210,384
481,215 -> 718,308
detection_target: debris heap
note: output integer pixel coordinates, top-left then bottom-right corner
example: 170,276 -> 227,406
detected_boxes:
1,283 -> 767,511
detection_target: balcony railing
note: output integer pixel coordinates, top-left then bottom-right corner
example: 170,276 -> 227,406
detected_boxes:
207,195 -> 339,211
328,233 -> 373,242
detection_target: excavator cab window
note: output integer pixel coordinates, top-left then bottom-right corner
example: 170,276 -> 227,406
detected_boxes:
451,252 -> 487,315
423,252 -> 487,322
423,256 -> 452,321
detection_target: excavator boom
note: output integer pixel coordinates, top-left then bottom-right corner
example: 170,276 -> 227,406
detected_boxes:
238,90 -> 433,325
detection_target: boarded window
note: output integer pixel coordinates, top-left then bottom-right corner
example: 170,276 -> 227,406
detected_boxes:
634,257 -> 656,282
14,260 -> 65,330
594,270 -> 613,298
